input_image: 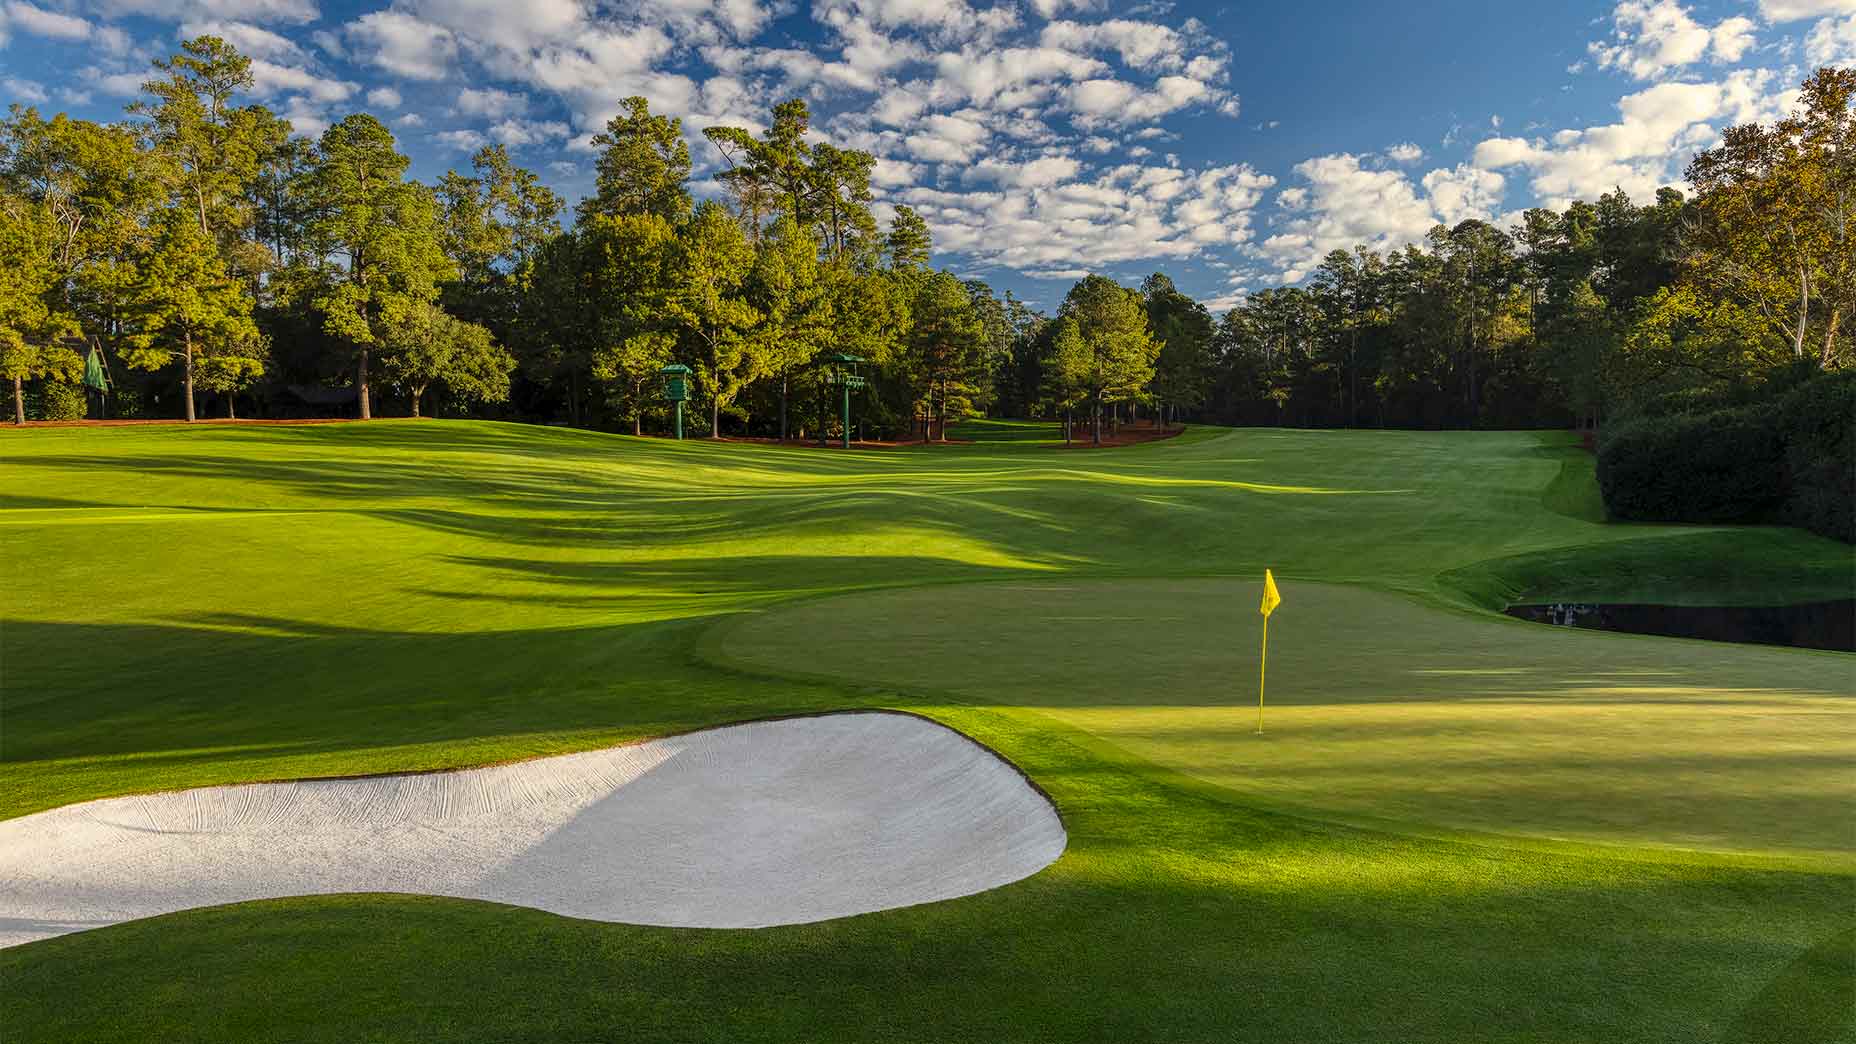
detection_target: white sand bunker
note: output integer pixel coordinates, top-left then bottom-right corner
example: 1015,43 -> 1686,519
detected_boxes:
0,712 -> 1065,948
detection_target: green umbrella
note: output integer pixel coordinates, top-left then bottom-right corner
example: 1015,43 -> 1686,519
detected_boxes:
83,345 -> 110,393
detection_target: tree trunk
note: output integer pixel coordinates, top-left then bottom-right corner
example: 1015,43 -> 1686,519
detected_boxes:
356,346 -> 371,421
937,384 -> 947,442
779,375 -> 788,441
12,376 -> 22,425
711,396 -> 721,439
1794,265 -> 1810,359
1064,408 -> 1072,445
1823,308 -> 1841,368
226,393 -> 236,420
410,385 -> 425,418
183,332 -> 197,423
1092,394 -> 1102,445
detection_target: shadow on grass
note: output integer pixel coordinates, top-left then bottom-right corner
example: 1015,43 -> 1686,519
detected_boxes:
2,712 -> 1851,1044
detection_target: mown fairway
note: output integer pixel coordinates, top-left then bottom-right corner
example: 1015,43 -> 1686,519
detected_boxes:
2,421 -> 1852,1043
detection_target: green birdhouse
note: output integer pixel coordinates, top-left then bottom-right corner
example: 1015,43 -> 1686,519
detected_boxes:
660,363 -> 693,440
660,363 -> 692,402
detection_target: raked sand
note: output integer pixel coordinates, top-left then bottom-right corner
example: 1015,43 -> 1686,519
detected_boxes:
0,712 -> 1066,948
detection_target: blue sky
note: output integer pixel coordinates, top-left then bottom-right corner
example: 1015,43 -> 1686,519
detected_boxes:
1,0 -> 1850,311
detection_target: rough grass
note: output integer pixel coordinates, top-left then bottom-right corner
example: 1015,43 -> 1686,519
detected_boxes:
1,420 -> 1851,1043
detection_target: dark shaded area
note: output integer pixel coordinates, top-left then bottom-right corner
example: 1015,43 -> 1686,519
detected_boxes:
1506,600 -> 1856,652
1597,369 -> 1855,543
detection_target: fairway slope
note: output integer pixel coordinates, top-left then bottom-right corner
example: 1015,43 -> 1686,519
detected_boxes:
0,712 -> 1066,947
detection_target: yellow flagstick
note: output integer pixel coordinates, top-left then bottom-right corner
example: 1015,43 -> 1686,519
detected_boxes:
1257,613 -> 1268,734
1257,569 -> 1281,735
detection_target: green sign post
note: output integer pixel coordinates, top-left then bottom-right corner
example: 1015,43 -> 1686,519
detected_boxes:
826,354 -> 866,449
660,363 -> 692,440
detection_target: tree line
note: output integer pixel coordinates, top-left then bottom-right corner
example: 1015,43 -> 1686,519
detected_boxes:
1,40 -> 1847,443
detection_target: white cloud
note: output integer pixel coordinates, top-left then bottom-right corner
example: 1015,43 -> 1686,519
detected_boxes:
5,2 -> 90,40
455,86 -> 527,118
94,24 -> 131,54
82,66 -> 146,96
1068,74 -> 1212,125
434,128 -> 487,151
896,156 -> 1274,272
1473,69 -> 1792,209
929,46 -> 1106,106
1040,18 -> 1193,72
1386,142 -> 1424,164
92,0 -> 319,23
1759,0 -> 1856,21
1260,153 -> 1488,281
967,154 -> 1082,187
179,19 -> 306,60
344,10 -> 459,80
1805,14 -> 1856,64
249,59 -> 355,103
1027,0 -> 1101,18
487,118 -> 571,146
366,85 -> 402,109
403,0 -> 585,48
3,75 -> 47,102
1588,0 -> 1759,81
904,111 -> 989,162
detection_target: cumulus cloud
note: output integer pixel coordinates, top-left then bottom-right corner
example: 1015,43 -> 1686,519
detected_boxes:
1759,0 -> 1856,20
1259,153 -> 1502,282
455,86 -> 527,118
249,58 -> 356,102
3,75 -> 48,102
1588,0 -> 1759,80
434,128 -> 487,151
344,10 -> 459,80
93,0 -> 319,22
900,157 -> 1274,272
1805,14 -> 1856,64
179,19 -> 307,61
487,118 -> 571,146
1473,69 -> 1791,208
1040,18 -> 1194,72
5,1 -> 92,41
1385,142 -> 1424,164
366,85 -> 402,108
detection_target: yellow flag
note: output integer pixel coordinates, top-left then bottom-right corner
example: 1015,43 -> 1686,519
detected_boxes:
1259,569 -> 1281,617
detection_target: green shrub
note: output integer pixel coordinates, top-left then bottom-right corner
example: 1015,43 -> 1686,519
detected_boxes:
39,381 -> 88,421
1777,371 -> 1855,542
1598,369 -> 1854,542
1598,404 -> 1787,524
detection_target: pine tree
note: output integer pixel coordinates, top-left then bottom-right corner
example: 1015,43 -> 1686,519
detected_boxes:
297,115 -> 454,420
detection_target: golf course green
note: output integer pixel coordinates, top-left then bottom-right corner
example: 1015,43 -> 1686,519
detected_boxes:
3,420 -> 1852,1042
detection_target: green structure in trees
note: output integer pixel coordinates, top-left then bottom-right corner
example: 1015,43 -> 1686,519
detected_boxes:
825,353 -> 865,448
660,363 -> 691,440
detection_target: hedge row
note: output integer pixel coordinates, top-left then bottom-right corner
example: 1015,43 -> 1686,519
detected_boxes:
1597,370 -> 1854,543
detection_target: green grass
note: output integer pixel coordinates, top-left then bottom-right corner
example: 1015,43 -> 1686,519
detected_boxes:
2,420 -> 1852,1042
944,416 -> 1067,442
723,579 -> 1853,860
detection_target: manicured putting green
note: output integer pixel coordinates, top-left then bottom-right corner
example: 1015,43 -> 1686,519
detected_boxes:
725,579 -> 1855,860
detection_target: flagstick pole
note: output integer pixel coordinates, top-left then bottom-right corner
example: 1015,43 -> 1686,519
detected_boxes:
1257,614 -> 1268,735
